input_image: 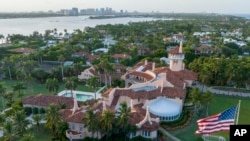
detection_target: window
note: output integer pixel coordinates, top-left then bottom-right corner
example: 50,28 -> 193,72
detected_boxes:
129,132 -> 136,138
173,60 -> 178,64
142,130 -> 151,137
71,124 -> 75,130
80,125 -> 83,132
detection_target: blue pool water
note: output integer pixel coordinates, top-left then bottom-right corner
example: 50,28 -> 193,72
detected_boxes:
63,93 -> 94,101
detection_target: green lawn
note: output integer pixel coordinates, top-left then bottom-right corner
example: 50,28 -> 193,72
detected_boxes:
0,80 -> 94,110
26,124 -> 52,141
170,95 -> 250,141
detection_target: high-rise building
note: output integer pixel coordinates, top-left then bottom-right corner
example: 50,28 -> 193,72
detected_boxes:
72,7 -> 79,16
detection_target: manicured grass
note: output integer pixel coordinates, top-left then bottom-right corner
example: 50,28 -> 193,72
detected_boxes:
170,95 -> 250,141
0,80 -> 94,110
27,124 -> 52,141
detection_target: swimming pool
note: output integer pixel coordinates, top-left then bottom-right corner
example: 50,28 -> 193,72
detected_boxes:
58,90 -> 101,102
62,93 -> 93,101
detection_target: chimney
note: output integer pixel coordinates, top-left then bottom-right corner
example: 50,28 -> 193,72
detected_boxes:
183,83 -> 186,89
179,40 -> 183,53
103,100 -> 106,112
152,62 -> 155,72
72,92 -> 79,115
130,99 -> 135,112
145,59 -> 148,65
161,80 -> 164,93
182,63 -> 185,70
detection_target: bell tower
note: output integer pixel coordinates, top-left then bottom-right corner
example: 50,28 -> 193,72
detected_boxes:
169,41 -> 185,71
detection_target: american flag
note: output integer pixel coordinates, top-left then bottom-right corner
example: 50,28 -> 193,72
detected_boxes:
195,105 -> 237,134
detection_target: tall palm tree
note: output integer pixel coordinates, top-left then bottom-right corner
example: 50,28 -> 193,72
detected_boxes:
55,121 -> 68,141
45,104 -> 61,137
100,110 -> 115,138
82,109 -> 100,137
12,82 -> 26,100
65,77 -> 78,97
45,78 -> 59,94
13,110 -> 30,136
4,91 -> 14,107
3,120 -> 16,141
58,55 -> 65,80
87,76 -> 99,100
2,56 -> 13,80
96,58 -> 110,86
116,102 -> 132,139
0,83 -> 6,110
33,114 -> 43,131
189,87 -> 203,115
202,90 -> 213,116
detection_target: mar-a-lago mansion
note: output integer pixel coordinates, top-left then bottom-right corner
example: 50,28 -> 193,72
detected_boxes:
23,42 -> 197,140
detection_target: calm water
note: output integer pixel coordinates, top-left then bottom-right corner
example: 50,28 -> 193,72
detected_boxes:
0,16 -> 158,37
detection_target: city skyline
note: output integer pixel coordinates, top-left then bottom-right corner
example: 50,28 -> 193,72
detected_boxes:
0,0 -> 249,14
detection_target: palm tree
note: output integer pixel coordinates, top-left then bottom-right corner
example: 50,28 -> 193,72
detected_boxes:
72,62 -> 83,76
100,110 -> 115,138
25,74 -> 35,96
33,114 -> 43,131
12,82 -> 26,99
0,83 -> 6,110
45,104 -> 61,137
3,120 -> 16,141
20,134 -> 34,141
45,78 -> 59,94
4,91 -> 14,107
96,58 -> 110,86
55,121 -> 68,141
65,77 -> 78,97
13,110 -> 30,136
202,90 -> 213,116
189,87 -> 203,115
87,76 -> 99,100
58,55 -> 65,80
82,109 -> 100,137
116,102 -> 131,139
2,56 -> 14,80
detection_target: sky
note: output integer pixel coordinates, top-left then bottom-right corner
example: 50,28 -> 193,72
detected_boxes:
0,0 -> 249,14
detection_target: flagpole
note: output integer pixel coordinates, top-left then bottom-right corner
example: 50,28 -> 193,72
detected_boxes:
235,100 -> 241,125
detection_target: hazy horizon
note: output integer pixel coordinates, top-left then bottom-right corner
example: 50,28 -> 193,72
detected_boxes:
0,0 -> 249,14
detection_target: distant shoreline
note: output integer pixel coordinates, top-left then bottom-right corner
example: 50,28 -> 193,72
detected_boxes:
1,12 -> 249,20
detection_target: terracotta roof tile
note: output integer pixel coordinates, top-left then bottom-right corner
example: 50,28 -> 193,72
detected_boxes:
10,48 -> 35,54
168,46 -> 184,54
23,94 -> 83,109
113,54 -> 131,59
128,71 -> 154,81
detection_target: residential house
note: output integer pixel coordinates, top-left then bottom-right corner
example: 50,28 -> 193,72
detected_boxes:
71,51 -> 100,65
113,54 -> 131,64
78,65 -> 126,84
9,47 -> 35,55
163,33 -> 183,43
195,46 -> 215,55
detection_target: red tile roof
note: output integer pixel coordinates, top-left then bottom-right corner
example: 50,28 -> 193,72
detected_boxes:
129,104 -> 159,131
113,54 -> 131,59
168,46 -> 184,55
128,71 -> 154,81
9,48 -> 35,54
23,94 -> 83,109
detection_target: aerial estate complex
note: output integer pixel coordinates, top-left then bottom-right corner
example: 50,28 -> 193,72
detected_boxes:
55,42 -> 196,140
